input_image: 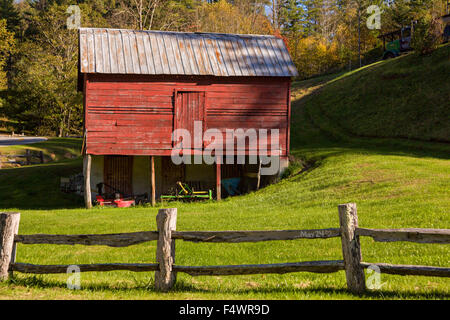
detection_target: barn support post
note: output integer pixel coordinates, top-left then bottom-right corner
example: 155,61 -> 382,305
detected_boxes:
256,157 -> 261,191
83,154 -> 92,209
151,156 -> 156,207
0,212 -> 20,280
216,156 -> 221,201
155,208 -> 177,291
338,203 -> 366,294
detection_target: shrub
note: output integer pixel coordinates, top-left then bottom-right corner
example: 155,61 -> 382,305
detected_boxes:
412,13 -> 444,55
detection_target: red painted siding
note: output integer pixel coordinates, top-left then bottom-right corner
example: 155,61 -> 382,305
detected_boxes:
85,74 -> 290,156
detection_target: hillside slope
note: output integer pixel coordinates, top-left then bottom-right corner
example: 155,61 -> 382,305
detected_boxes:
292,44 -> 450,144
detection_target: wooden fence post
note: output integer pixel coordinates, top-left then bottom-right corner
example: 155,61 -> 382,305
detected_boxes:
0,212 -> 20,280
25,149 -> 31,165
155,208 -> 177,291
39,151 -> 44,164
338,203 -> 366,294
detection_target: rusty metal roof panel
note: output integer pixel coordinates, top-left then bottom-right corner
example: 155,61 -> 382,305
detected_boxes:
135,32 -> 149,74
176,34 -> 191,75
162,33 -> 177,74
203,37 -> 221,76
79,28 -> 298,77
149,32 -> 163,74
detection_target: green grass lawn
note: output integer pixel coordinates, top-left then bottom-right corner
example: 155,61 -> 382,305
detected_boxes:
0,47 -> 449,299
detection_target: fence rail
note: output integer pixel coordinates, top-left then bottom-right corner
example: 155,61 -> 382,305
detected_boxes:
1,204 -> 449,294
355,228 -> 450,244
10,263 -> 159,274
172,229 -> 341,242
172,260 -> 345,276
14,231 -> 159,247
360,262 -> 450,278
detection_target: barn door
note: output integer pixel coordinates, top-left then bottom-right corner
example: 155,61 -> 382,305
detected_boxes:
174,91 -> 206,148
104,155 -> 133,197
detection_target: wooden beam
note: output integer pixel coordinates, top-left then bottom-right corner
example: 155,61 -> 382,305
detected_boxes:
0,212 -> 20,280
256,157 -> 261,190
83,154 -> 92,209
173,260 -> 344,276
10,262 -> 158,274
338,203 -> 366,294
171,228 -> 341,243
216,156 -> 221,200
356,228 -> 450,244
361,262 -> 450,278
14,231 -> 158,247
151,156 -> 156,206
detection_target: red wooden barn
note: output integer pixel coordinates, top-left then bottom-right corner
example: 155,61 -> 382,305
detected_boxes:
78,28 -> 298,208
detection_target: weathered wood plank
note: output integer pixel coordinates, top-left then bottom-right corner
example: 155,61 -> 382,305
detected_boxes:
10,263 -> 158,274
14,231 -> 158,247
173,260 -> 344,276
361,262 -> 450,277
172,228 -> 341,243
356,228 -> 450,244
10,260 -> 347,276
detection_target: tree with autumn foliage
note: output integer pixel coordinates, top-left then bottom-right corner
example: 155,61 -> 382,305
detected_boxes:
0,19 -> 14,90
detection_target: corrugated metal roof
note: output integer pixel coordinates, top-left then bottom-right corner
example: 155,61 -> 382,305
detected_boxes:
79,28 -> 298,77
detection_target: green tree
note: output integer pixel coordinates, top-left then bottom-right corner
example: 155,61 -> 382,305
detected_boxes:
0,18 -> 14,90
0,0 -> 20,32
4,1 -> 107,135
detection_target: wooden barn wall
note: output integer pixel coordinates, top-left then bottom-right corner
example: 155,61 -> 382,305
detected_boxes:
85,74 -> 290,156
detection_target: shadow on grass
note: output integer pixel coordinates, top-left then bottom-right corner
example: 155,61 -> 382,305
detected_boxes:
6,275 -> 449,299
0,159 -> 84,210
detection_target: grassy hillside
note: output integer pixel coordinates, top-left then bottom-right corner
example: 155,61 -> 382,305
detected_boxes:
0,49 -> 449,299
0,137 -> 81,165
293,44 -> 450,143
0,138 -> 83,208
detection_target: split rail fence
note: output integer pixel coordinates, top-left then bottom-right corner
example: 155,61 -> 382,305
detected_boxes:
0,203 -> 449,293
0,149 -> 44,168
